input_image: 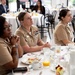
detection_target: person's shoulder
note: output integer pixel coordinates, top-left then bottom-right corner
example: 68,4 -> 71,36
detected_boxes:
0,38 -> 4,43
0,4 -> 3,7
0,44 -> 4,51
54,22 -> 63,32
15,27 -> 24,35
0,38 -> 7,48
57,22 -> 65,28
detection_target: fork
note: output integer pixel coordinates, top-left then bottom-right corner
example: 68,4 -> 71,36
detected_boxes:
39,71 -> 42,75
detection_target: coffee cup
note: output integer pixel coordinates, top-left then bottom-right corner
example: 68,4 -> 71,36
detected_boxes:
32,61 -> 41,70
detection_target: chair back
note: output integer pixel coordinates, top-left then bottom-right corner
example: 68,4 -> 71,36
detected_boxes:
37,14 -> 51,39
16,16 -> 20,28
45,14 -> 54,24
41,15 -> 45,26
52,10 -> 57,19
30,5 -> 34,11
71,15 -> 75,32
72,15 -> 75,21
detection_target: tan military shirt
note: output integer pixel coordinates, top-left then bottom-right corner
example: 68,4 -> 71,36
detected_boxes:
54,21 -> 72,46
0,38 -> 12,75
15,25 -> 41,47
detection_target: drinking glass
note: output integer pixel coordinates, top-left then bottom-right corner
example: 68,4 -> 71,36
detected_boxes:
42,52 -> 50,67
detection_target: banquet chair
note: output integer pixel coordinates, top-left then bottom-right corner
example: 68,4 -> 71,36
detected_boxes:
51,10 -> 57,29
30,5 -> 34,11
20,2 -> 25,10
71,15 -> 75,42
46,14 -> 54,29
71,15 -> 75,32
45,10 -> 57,31
37,15 -> 51,39
52,10 -> 57,18
16,16 -> 20,28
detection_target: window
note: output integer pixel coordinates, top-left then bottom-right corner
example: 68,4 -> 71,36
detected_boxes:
68,0 -> 75,7
42,0 -> 51,7
42,0 -> 51,14
8,0 -> 52,12
9,0 -> 17,12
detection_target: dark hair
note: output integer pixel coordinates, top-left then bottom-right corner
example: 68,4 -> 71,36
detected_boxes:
18,12 -> 27,21
58,9 -> 70,20
0,16 -> 6,37
37,0 -> 45,15
37,0 -> 42,6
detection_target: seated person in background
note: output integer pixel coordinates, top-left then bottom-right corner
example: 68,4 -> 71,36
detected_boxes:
32,0 -> 45,15
0,0 -> 9,15
0,16 -> 23,74
15,12 -> 51,53
54,9 -> 75,46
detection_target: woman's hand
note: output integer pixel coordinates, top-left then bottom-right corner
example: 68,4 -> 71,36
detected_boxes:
10,35 -> 20,45
43,42 -> 51,48
16,36 -> 20,45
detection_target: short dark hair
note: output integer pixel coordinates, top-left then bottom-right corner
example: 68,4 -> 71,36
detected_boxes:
58,9 -> 70,20
0,16 -> 6,37
18,12 -> 27,21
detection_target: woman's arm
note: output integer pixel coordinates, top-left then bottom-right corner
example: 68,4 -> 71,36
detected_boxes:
16,36 -> 23,57
10,35 -> 23,57
3,35 -> 23,70
18,44 -> 23,57
1,45 -> 19,70
4,47 -> 19,70
62,39 -> 74,45
22,42 -> 51,53
22,44 -> 43,53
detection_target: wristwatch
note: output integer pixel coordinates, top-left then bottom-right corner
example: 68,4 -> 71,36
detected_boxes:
12,44 -> 18,48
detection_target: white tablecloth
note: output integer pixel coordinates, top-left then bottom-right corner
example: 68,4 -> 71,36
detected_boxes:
13,46 -> 71,75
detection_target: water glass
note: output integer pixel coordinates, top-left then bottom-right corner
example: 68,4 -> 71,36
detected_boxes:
42,55 -> 50,67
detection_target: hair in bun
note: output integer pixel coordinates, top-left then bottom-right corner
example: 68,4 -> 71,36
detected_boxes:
58,9 -> 70,21
58,16 -> 61,20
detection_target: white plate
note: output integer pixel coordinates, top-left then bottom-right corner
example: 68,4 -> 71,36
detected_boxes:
21,58 -> 30,65
21,57 -> 40,65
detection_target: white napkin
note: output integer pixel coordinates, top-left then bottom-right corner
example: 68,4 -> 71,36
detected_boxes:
70,66 -> 75,75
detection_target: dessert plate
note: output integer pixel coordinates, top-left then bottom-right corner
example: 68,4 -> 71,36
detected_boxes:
21,57 -> 40,65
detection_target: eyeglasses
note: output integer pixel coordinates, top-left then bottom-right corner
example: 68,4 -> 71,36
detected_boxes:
4,24 -> 12,31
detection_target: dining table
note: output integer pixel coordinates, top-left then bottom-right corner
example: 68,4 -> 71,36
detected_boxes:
9,46 -> 73,75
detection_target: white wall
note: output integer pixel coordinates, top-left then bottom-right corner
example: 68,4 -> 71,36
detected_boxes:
52,0 -> 67,8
